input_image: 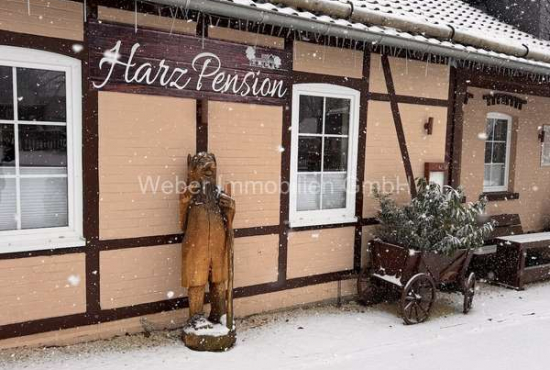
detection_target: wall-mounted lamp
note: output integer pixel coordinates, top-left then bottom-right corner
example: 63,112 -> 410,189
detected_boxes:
424,117 -> 434,135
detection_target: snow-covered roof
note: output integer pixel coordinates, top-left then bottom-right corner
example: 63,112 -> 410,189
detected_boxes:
196,0 -> 550,74
345,0 -> 550,51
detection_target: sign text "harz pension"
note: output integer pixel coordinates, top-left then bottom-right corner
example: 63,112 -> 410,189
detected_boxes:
89,22 -> 290,101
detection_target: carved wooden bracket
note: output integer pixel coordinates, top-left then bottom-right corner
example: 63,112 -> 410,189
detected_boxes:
482,93 -> 527,110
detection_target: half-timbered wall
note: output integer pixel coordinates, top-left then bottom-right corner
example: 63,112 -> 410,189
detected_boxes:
4,0 -> 546,350
0,0 -> 83,40
461,87 -> 550,231
363,55 -> 450,217
0,2 -> 357,348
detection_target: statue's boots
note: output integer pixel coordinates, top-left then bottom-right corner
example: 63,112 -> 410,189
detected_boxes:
208,282 -> 226,324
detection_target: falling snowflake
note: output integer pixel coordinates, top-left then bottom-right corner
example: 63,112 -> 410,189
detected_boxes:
67,275 -> 81,287
72,44 -> 84,53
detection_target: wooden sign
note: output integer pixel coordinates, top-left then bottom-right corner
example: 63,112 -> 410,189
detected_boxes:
88,21 -> 291,104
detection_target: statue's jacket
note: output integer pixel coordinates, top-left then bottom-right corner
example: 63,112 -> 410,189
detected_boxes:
180,191 -> 229,288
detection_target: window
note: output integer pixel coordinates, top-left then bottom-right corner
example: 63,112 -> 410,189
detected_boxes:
542,125 -> 550,167
289,84 -> 359,227
483,112 -> 512,192
0,46 -> 83,252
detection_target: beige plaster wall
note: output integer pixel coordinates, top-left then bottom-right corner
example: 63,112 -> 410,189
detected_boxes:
98,92 -> 196,240
100,234 -> 279,309
100,244 -> 186,310
361,225 -> 377,268
208,101 -> 283,229
0,0 -> 83,40
369,54 -> 450,99
97,6 -> 196,35
287,227 -> 355,279
293,41 -> 363,78
0,279 -> 355,349
209,26 -> 284,49
234,234 -> 279,288
363,101 -> 410,216
363,101 -> 448,217
0,254 -> 86,326
461,87 -> 550,231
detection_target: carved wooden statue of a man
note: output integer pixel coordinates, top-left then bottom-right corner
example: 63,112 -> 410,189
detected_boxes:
180,152 -> 236,325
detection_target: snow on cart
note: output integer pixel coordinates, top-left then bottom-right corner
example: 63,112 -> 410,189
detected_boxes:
358,179 -> 494,325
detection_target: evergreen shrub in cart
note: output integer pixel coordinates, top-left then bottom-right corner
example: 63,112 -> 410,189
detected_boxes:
358,179 -> 494,324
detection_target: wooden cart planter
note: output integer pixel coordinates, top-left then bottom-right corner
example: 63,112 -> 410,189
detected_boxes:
358,240 -> 476,325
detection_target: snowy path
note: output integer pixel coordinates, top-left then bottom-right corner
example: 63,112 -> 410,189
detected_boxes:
2,282 -> 550,370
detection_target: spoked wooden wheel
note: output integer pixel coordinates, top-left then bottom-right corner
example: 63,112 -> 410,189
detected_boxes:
463,272 -> 476,314
357,268 -> 380,305
400,273 -> 436,325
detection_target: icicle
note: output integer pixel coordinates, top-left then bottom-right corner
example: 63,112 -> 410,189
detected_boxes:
425,55 -> 429,77
405,50 -> 409,75
201,13 -> 205,49
134,0 -> 138,34
169,6 -> 178,35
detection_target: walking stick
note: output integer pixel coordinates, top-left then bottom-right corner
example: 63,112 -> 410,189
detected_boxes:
224,183 -> 235,330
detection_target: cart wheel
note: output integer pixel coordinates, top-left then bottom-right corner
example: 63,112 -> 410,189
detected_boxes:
357,268 -> 381,305
463,272 -> 476,314
400,273 -> 436,325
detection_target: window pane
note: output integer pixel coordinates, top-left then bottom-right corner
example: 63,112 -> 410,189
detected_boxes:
18,124 -> 67,175
493,119 -> 509,141
486,119 -> 495,140
484,142 -> 492,164
492,142 -> 507,164
299,95 -> 323,134
543,127 -> 550,166
298,137 -> 322,172
322,173 -> 347,209
323,137 -> 348,171
0,66 -> 13,120
20,177 -> 68,229
483,164 -> 491,186
325,98 -> 350,135
0,178 -> 17,231
297,173 -> 321,211
0,124 -> 15,176
485,164 -> 505,187
17,68 -> 66,122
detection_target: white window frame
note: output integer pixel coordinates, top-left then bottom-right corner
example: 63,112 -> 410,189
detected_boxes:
0,46 -> 84,253
483,112 -> 512,193
542,125 -> 550,167
289,83 -> 360,227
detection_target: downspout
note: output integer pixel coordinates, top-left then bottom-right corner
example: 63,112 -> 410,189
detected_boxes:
150,0 -> 550,75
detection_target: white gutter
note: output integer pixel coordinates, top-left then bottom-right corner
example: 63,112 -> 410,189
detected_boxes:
149,0 -> 550,76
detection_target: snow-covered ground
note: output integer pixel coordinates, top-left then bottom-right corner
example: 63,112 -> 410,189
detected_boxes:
2,281 -> 550,370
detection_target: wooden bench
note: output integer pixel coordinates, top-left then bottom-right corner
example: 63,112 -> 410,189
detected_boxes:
488,214 -> 524,242
470,214 -> 523,279
494,232 -> 550,290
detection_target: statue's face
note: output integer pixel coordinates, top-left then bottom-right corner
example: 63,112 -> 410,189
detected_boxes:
188,153 -> 217,185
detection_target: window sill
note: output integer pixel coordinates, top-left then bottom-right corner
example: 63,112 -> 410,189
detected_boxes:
483,192 -> 520,202
0,233 -> 86,254
289,216 -> 358,229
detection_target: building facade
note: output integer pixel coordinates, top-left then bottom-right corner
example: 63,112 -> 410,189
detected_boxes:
0,0 -> 549,348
